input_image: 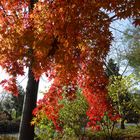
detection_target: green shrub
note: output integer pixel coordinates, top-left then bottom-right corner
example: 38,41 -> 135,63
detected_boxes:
0,120 -> 20,134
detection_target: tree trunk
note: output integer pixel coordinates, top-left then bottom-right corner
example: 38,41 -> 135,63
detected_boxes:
18,68 -> 39,140
121,118 -> 125,129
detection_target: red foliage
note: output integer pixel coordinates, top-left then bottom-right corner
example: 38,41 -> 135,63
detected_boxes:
0,77 -> 18,96
0,0 -> 139,130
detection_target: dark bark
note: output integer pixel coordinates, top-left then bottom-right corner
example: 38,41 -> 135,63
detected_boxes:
18,0 -> 39,140
120,118 -> 125,129
18,68 -> 39,140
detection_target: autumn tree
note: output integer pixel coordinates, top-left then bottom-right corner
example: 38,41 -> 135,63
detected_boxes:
0,1 -> 140,140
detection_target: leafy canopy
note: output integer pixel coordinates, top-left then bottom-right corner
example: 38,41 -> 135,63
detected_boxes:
0,0 -> 140,130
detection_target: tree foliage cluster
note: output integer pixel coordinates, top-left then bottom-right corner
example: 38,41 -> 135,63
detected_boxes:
0,0 -> 140,139
124,26 -> 140,76
0,85 -> 24,119
32,91 -> 88,140
33,58 -> 140,139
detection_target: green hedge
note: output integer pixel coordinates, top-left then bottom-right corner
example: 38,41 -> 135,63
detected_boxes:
0,120 -> 20,134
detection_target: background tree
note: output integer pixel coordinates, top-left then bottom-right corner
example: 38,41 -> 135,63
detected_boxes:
105,58 -> 120,77
124,26 -> 140,76
0,85 -> 24,119
105,58 -> 140,129
131,91 -> 140,124
11,85 -> 24,119
108,74 -> 140,129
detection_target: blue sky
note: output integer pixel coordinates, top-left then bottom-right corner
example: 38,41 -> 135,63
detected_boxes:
109,19 -> 133,75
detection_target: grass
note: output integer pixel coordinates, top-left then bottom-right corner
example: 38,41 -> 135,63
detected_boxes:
0,136 -> 17,140
116,125 -> 140,138
0,134 -> 18,140
1,125 -> 139,140
86,125 -> 140,140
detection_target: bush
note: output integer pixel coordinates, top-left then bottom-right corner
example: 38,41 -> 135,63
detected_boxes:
0,120 -> 20,134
